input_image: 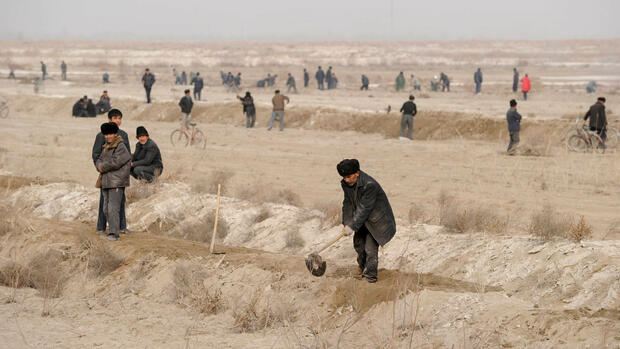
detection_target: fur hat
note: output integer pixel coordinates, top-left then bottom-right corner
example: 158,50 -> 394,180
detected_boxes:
101,122 -> 119,135
108,108 -> 122,119
337,159 -> 360,177
136,126 -> 149,137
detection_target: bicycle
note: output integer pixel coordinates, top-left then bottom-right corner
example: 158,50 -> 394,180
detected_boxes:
564,118 -> 618,151
170,122 -> 206,149
566,121 -> 606,153
0,98 -> 8,119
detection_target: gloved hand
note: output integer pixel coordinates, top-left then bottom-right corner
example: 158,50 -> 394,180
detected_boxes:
343,225 -> 354,236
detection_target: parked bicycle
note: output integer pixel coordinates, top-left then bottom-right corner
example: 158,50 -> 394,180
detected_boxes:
565,118 -> 618,152
0,98 -> 8,118
170,122 -> 206,149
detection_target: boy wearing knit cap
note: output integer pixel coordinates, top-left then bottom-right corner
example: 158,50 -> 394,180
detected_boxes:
131,126 -> 163,182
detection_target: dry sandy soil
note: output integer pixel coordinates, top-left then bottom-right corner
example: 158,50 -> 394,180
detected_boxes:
0,40 -> 619,348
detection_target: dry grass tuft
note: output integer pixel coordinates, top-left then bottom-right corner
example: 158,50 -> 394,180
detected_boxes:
408,202 -> 429,224
251,205 -> 272,224
236,184 -> 302,207
172,262 -> 225,315
77,235 -> 124,277
125,179 -> 159,204
285,228 -> 305,248
0,250 -> 67,298
0,262 -> 31,288
528,205 -> 572,241
314,201 -> 342,228
568,216 -> 593,242
191,169 -> 233,195
232,289 -> 295,332
438,191 -> 508,234
181,211 -> 229,243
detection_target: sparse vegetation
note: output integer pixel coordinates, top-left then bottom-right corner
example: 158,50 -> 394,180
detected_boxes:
125,179 -> 159,204
285,228 -> 305,248
172,262 -> 225,315
0,249 -> 66,298
77,234 -> 124,276
314,201 -> 342,228
181,211 -> 229,243
528,205 -> 572,241
232,289 -> 295,332
438,191 -> 508,234
568,216 -> 593,242
251,205 -> 272,224
408,202 -> 428,224
192,169 -> 233,195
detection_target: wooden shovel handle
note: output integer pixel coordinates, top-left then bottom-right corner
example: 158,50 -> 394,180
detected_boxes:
316,230 -> 347,254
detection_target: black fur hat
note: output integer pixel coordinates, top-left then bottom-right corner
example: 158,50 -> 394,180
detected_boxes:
101,122 -> 119,135
337,159 -> 360,177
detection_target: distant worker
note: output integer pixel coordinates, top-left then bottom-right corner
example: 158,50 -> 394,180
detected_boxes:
181,71 -> 187,85
72,96 -> 88,117
220,71 -> 227,85
40,61 -> 47,80
337,158 -> 396,283
474,67 -> 483,94
361,74 -> 369,90
267,74 -> 277,87
102,72 -> 110,83
395,72 -> 405,91
172,68 -> 179,84
237,91 -> 256,128
303,68 -> 309,88
430,75 -> 439,92
440,72 -> 450,92
191,72 -> 204,101
234,73 -> 242,89
95,121 -> 131,241
141,68 -> 156,104
178,89 -> 194,139
315,66 -> 325,90
33,77 -> 41,93
326,66 -> 334,89
131,126 -> 163,182
411,75 -> 421,91
60,61 -> 67,81
286,73 -> 297,93
506,99 -> 522,155
584,97 -> 607,147
520,73 -> 531,100
331,72 -> 338,89
399,95 -> 417,140
96,90 -> 111,114
512,68 -> 519,93
86,97 -> 97,117
268,90 -> 289,131
586,81 -> 597,94
8,68 -> 15,79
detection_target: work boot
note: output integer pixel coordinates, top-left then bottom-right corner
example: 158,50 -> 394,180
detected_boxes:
103,234 -> 119,241
95,230 -> 106,235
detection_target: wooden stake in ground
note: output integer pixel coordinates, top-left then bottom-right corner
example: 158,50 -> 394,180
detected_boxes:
210,184 -> 221,254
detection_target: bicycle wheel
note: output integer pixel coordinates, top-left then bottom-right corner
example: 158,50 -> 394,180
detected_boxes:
191,129 -> 207,149
567,135 -> 587,152
170,129 -> 188,147
605,127 -> 619,150
0,102 -> 8,119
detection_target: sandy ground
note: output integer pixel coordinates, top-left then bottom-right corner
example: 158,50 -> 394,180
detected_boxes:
0,40 -> 619,348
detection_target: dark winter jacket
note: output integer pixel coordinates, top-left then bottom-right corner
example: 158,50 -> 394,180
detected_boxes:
584,102 -> 607,130
341,171 -> 396,246
92,129 -> 130,166
142,73 -> 156,88
73,100 -> 86,117
506,108 -> 522,132
474,70 -> 483,84
361,75 -> 369,86
191,77 -> 204,90
132,138 -> 163,170
96,135 -> 131,189
315,69 -> 324,82
86,99 -> 97,117
238,96 -> 255,114
179,95 -> 193,114
304,71 -> 309,83
400,101 -> 417,116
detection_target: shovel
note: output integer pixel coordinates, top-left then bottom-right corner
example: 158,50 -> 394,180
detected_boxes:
305,230 -> 347,277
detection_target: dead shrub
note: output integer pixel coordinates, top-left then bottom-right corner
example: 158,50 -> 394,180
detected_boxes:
172,262 -> 225,315
528,205 -> 572,241
182,212 -> 229,243
568,216 -> 593,242
192,169 -> 233,195
438,191 -> 508,234
408,202 -> 428,224
275,188 -> 302,206
232,289 -> 295,332
0,262 -> 31,288
125,179 -> 159,204
251,206 -> 272,224
78,235 -> 124,276
285,228 -> 305,248
27,250 -> 67,298
314,202 -> 342,228
235,184 -> 302,207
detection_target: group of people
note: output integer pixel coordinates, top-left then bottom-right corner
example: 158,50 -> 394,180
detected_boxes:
93,109 -> 163,241
315,66 -> 338,90
72,91 -> 111,117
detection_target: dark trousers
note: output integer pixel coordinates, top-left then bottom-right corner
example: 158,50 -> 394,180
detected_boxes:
131,165 -> 160,182
508,130 -> 520,154
194,89 -> 201,101
246,111 -> 256,128
522,91 -> 528,100
475,83 -> 481,94
318,81 -> 324,90
590,127 -> 607,141
353,225 -> 379,281
97,188 -> 126,231
145,86 -> 152,103
512,82 -> 518,92
360,84 -> 368,90
102,187 -> 125,237
304,80 -> 309,87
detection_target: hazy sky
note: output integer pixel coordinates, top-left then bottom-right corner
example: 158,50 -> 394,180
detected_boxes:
1,0 -> 619,41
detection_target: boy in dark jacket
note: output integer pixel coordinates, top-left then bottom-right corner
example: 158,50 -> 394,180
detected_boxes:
131,126 -> 163,182
96,122 -> 131,241
506,99 -> 522,154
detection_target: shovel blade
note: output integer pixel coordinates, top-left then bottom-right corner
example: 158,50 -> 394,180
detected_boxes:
305,253 -> 327,277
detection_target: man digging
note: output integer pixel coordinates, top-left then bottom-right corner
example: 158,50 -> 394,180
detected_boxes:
338,159 -> 396,283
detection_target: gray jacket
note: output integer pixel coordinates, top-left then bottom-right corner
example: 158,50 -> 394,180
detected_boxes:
92,130 -> 130,166
474,70 -> 483,84
341,171 -> 396,246
96,135 -> 131,189
506,108 -> 522,132
142,73 -> 156,88
132,138 -> 163,169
